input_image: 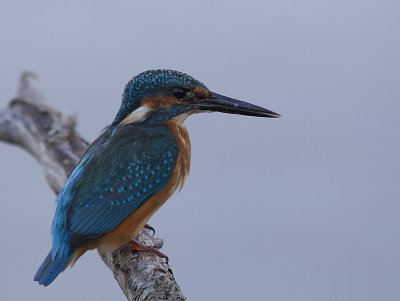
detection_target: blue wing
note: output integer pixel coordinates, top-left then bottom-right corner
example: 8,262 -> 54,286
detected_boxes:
53,124 -> 179,250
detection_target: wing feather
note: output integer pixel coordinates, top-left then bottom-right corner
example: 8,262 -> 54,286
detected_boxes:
66,125 -> 179,249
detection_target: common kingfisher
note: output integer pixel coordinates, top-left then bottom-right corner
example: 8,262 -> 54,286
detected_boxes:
34,69 -> 280,286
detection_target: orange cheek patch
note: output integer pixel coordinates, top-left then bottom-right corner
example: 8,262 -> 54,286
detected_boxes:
142,95 -> 194,110
142,96 -> 182,109
193,86 -> 211,99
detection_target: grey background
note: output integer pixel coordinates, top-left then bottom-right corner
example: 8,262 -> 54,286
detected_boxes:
0,0 -> 399,300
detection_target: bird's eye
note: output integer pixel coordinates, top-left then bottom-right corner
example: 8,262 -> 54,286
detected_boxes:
171,87 -> 186,99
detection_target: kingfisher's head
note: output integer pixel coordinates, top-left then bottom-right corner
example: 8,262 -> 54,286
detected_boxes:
112,69 -> 280,126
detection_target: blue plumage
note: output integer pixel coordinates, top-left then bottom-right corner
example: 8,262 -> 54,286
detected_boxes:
35,123 -> 179,285
34,250 -> 73,286
35,69 -> 280,287
67,125 -> 178,240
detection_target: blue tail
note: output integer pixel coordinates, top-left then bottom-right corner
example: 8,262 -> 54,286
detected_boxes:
34,250 -> 73,286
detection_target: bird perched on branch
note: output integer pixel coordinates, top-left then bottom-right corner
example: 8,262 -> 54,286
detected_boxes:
34,69 -> 280,286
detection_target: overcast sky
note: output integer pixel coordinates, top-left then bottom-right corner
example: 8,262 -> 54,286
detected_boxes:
0,1 -> 399,300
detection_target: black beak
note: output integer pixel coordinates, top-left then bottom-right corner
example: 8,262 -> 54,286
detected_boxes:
194,92 -> 280,118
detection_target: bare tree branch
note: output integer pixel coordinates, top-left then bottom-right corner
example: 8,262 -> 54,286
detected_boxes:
0,72 -> 185,301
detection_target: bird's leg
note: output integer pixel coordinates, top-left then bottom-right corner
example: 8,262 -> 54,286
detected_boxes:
124,240 -> 169,263
143,224 -> 155,235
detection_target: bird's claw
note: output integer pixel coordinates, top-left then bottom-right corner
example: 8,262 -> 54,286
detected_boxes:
143,224 -> 155,236
124,240 -> 168,263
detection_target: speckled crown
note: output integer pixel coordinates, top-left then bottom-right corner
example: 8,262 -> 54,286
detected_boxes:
113,69 -> 207,124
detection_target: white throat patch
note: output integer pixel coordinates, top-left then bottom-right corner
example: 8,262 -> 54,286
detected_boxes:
172,112 -> 192,125
172,110 -> 204,125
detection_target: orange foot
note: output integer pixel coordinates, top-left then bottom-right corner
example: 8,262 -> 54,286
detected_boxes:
124,240 -> 169,263
143,224 -> 155,235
